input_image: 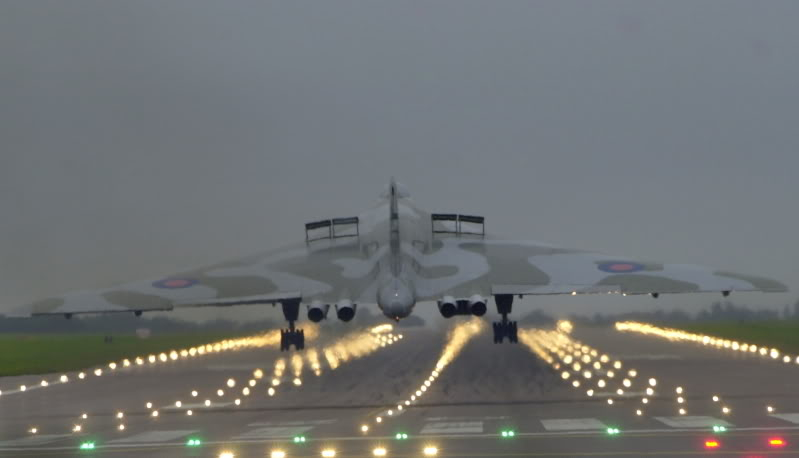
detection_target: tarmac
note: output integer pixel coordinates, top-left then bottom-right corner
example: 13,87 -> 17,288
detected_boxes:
1,317 -> 799,457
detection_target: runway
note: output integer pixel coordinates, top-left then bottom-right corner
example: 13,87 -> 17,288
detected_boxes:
2,319 -> 799,457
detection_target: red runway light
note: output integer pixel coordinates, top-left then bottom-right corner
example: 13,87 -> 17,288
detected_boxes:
768,437 -> 786,447
705,439 -> 720,449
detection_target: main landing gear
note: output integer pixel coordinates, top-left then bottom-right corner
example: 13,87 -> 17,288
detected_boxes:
280,300 -> 305,351
492,294 -> 518,344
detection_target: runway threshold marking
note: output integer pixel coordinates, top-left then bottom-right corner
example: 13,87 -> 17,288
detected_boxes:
420,421 -> 484,434
770,413 -> 799,424
654,416 -> 731,428
233,425 -> 314,439
0,434 -> 71,447
540,418 -> 607,431
107,430 -> 197,444
248,419 -> 336,426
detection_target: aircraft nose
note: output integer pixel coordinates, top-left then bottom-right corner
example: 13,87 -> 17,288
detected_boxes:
388,302 -> 412,319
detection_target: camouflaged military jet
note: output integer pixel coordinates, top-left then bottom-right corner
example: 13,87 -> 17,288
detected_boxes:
10,179 -> 787,350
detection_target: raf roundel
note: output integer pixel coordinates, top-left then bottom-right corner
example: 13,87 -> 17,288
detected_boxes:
152,278 -> 197,289
597,261 -> 646,273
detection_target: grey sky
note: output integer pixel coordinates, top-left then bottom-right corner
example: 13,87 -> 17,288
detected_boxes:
1,1 -> 796,322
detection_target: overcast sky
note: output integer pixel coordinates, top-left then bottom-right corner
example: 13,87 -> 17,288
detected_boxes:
1,1 -> 796,322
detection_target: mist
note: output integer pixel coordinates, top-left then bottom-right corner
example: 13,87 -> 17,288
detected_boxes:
1,1 -> 796,323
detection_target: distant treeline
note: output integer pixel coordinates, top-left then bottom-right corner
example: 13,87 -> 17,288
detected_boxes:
0,305 -> 425,334
0,314 -> 277,334
568,300 -> 799,326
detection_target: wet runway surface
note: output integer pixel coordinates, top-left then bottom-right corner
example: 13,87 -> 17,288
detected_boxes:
2,319 -> 799,457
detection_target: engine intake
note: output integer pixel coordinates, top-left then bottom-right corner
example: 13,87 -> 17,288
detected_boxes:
469,294 -> 487,317
335,300 -> 357,322
438,296 -> 457,318
307,302 -> 330,323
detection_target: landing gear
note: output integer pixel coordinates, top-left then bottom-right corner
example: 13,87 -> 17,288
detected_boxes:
280,328 -> 305,351
492,294 -> 518,344
280,299 -> 305,351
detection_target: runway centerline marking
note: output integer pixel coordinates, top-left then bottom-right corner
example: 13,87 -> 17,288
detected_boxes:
541,418 -> 607,431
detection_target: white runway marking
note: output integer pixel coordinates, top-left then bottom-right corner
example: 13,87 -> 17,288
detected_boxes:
233,426 -> 314,439
162,402 -> 232,410
248,419 -> 336,426
108,430 -> 197,444
769,413 -> 799,424
426,416 -> 508,421
0,434 -> 71,447
654,416 -> 730,428
541,418 -> 607,431
420,421 -> 484,435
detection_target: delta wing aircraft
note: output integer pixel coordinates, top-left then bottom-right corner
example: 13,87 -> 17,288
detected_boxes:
11,180 -> 787,350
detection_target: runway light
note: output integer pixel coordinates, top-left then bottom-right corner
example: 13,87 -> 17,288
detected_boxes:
73,424 -> 82,433
151,410 -> 159,417
79,441 -> 95,450
29,427 -> 38,434
768,437 -> 786,447
712,425 -> 727,433
373,446 -> 387,456
186,438 -> 202,447
500,429 -> 515,438
361,424 -> 369,433
767,405 -> 775,413
293,435 -> 307,443
395,433 -> 409,440
704,439 -> 720,449
722,406 -> 730,414
270,451 -> 286,458
321,449 -> 336,457
219,452 -> 234,458
606,427 -> 620,435
423,446 -> 439,456
376,416 -> 383,423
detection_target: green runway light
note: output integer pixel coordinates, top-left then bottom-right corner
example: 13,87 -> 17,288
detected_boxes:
500,429 -> 516,438
712,425 -> 727,433
186,438 -> 202,447
79,441 -> 96,450
606,427 -> 621,435
395,432 -> 409,440
293,435 -> 307,443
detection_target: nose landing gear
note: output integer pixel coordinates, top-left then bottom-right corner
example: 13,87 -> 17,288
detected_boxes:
492,294 -> 518,344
